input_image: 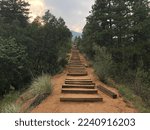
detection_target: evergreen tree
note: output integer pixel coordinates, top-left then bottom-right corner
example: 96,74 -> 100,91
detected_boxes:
0,37 -> 30,95
81,0 -> 150,106
0,0 -> 30,26
0,6 -> 72,97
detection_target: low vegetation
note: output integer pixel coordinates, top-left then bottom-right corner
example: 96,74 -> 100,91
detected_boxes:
23,74 -> 52,101
93,44 -> 114,82
107,80 -> 150,112
0,74 -> 52,113
0,91 -> 20,113
1,103 -> 20,113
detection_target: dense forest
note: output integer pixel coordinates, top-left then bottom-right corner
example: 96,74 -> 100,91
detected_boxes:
0,0 -> 72,97
76,0 -> 150,107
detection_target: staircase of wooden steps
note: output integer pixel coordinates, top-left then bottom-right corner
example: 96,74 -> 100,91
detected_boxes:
60,45 -> 103,102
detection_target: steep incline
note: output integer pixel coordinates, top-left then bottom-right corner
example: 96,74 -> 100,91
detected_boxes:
60,47 -> 102,102
31,47 -> 137,113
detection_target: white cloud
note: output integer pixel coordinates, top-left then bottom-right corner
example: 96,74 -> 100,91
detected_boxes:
26,0 -> 46,21
26,0 -> 95,32
45,0 -> 94,32
71,24 -> 83,33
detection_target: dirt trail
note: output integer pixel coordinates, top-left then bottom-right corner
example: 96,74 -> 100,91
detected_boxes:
31,53 -> 137,113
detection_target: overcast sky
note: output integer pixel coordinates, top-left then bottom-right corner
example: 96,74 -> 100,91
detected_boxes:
27,0 -> 94,32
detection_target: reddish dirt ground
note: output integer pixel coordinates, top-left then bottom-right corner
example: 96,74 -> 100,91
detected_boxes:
31,54 -> 137,113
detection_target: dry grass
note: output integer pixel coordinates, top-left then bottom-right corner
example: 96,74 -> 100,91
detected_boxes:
22,74 -> 52,101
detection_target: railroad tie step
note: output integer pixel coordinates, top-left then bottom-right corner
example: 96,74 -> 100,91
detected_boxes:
60,94 -> 103,102
68,68 -> 86,70
68,70 -> 86,72
65,79 -> 92,82
68,64 -> 85,67
68,64 -> 83,66
67,73 -> 88,76
68,66 -> 85,68
69,61 -> 81,63
65,81 -> 95,85
97,86 -> 117,99
68,67 -> 85,69
61,88 -> 98,94
65,79 -> 91,81
67,70 -> 87,73
62,84 -> 95,89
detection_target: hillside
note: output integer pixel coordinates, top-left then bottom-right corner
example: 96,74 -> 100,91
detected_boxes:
71,31 -> 82,40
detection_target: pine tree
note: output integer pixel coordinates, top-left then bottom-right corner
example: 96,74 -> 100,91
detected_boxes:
81,0 -> 150,106
130,0 -> 150,42
0,0 -> 30,26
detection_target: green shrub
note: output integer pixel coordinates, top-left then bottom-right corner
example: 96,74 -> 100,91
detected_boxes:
93,44 -> 114,81
117,85 -> 149,112
0,37 -> 30,96
118,85 -> 134,100
134,68 -> 150,106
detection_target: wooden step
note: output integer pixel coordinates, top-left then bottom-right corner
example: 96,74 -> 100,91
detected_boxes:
68,64 -> 83,66
68,66 -> 84,68
70,59 -> 80,61
65,79 -> 92,82
67,67 -> 85,70
69,60 -> 81,63
69,63 -> 82,64
68,65 -> 84,67
69,62 -> 81,64
68,69 -> 86,71
68,64 -> 84,66
62,84 -> 95,89
60,94 -> 103,102
70,58 -> 80,59
67,73 -> 87,76
66,79 -> 91,81
68,70 -> 86,72
70,59 -> 80,60
61,88 -> 98,94
68,71 -> 87,74
97,86 -> 117,99
68,67 -> 85,69
65,81 -> 94,85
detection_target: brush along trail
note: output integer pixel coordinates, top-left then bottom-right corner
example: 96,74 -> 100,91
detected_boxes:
31,46 -> 137,113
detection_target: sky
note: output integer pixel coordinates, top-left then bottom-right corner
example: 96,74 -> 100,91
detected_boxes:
26,0 -> 95,32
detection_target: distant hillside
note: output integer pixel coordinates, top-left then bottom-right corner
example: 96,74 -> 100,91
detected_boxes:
71,31 -> 82,40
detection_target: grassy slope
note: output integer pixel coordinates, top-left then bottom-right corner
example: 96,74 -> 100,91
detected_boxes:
0,74 -> 52,113
106,79 -> 150,112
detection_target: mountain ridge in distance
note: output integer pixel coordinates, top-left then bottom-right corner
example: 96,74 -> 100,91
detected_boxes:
71,30 -> 82,40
